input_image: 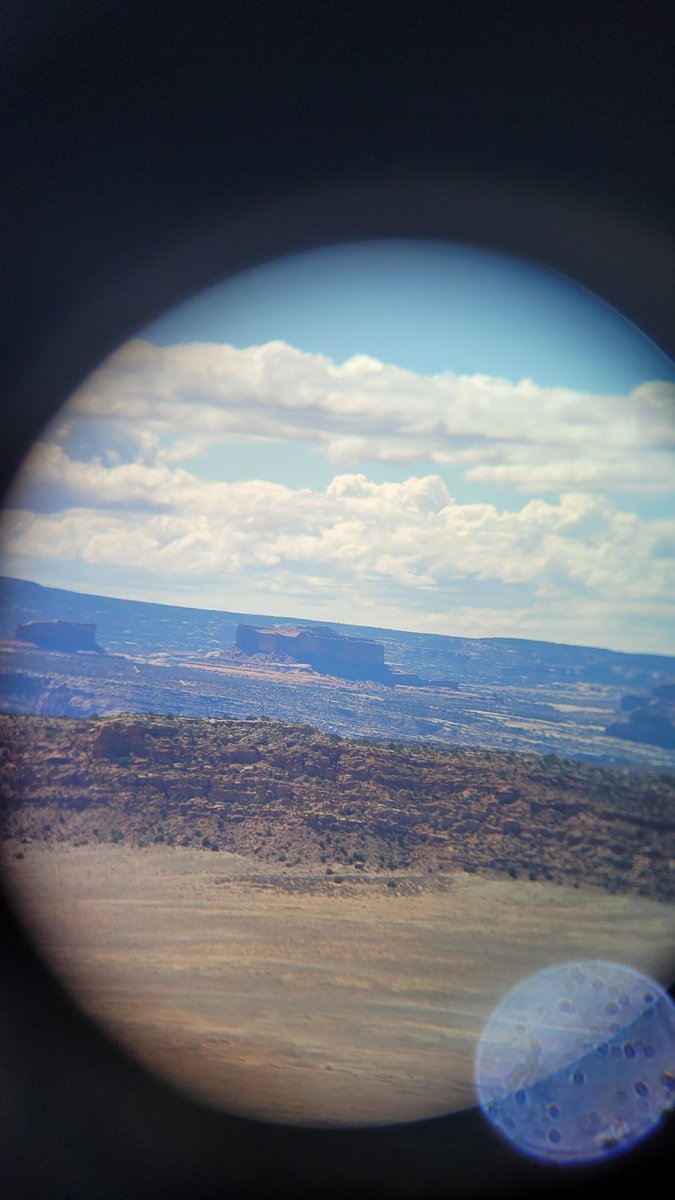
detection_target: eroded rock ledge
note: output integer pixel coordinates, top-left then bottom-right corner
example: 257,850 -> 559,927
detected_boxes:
1,712 -> 674,901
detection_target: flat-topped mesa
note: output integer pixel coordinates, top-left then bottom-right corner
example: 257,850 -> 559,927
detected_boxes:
606,680 -> 675,749
15,620 -> 101,654
235,623 -> 386,679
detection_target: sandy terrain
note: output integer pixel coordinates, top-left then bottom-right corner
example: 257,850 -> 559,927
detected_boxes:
4,843 -> 675,1126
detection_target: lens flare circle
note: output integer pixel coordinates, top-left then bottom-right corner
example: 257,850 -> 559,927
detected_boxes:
476,961 -> 675,1164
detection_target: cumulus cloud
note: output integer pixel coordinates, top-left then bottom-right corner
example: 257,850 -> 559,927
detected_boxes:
3,338 -> 675,651
3,455 -> 675,648
51,338 -> 675,493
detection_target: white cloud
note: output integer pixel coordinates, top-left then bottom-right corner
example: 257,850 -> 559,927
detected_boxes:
49,338 -> 675,493
3,338 -> 675,652
3,459 -> 675,650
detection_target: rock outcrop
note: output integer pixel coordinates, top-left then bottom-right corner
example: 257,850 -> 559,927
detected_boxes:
2,712 -> 674,902
15,620 -> 101,654
235,623 -> 385,678
606,682 -> 675,749
233,623 -> 451,689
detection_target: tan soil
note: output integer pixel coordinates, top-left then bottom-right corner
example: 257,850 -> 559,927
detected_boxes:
4,842 -> 674,1127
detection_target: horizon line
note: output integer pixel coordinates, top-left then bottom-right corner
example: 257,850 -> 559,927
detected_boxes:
3,574 -> 674,666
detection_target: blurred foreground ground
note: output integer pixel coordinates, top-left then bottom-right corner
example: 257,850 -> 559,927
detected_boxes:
4,843 -> 675,1126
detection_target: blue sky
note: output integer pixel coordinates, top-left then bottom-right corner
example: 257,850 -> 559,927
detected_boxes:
140,240 -> 675,513
144,240 -> 675,391
2,239 -> 675,653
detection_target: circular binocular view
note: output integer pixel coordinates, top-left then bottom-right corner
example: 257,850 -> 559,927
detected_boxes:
0,240 -> 674,1157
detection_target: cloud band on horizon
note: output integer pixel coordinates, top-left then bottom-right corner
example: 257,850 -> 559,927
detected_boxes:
1,339 -> 674,654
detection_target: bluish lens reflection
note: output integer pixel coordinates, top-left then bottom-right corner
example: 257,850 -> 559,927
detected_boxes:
476,961 -> 675,1164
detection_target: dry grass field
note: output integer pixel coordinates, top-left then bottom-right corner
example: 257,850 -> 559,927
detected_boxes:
4,842 -> 675,1126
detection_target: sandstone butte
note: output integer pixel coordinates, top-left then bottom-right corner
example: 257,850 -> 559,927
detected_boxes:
235,622 -> 385,671
1,713 -> 674,902
15,620 -> 101,654
233,622 -> 442,687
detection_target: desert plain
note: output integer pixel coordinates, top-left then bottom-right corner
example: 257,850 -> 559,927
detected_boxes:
4,841 -> 675,1126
